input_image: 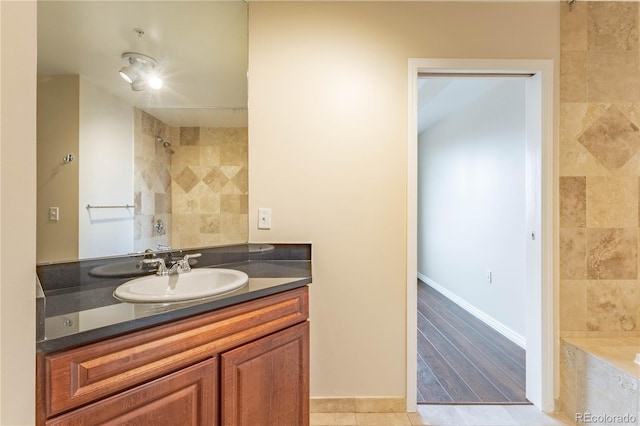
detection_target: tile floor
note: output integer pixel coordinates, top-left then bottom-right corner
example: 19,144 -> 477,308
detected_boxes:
310,404 -> 573,426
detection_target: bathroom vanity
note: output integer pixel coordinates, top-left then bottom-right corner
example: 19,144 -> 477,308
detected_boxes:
35,244 -> 311,426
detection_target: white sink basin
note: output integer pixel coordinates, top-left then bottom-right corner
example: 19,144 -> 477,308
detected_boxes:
114,268 -> 249,303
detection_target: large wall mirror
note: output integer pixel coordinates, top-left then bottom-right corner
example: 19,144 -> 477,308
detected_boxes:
36,1 -> 248,263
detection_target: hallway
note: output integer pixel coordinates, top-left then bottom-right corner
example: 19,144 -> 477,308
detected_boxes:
417,281 -> 528,404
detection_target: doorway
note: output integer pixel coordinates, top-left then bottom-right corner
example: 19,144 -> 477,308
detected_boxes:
417,75 -> 528,404
406,59 -> 555,413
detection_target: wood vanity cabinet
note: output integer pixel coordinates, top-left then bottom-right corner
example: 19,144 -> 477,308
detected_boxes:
36,287 -> 309,426
222,322 -> 309,425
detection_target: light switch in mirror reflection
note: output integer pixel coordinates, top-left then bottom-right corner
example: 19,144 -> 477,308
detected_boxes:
36,1 -> 249,263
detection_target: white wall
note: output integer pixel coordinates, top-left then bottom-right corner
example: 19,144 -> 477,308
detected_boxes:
248,2 -> 559,399
0,1 -> 36,424
418,79 -> 527,340
78,78 -> 134,259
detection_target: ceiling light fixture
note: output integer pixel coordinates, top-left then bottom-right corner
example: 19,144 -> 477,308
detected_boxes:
118,52 -> 163,91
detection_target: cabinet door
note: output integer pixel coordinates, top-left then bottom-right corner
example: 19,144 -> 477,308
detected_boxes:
46,358 -> 218,426
222,322 -> 309,426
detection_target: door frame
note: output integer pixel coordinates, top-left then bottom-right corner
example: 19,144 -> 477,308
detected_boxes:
406,58 -> 555,412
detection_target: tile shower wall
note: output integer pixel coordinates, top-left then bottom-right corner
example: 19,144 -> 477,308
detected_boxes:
133,109 -> 174,252
560,1 -> 640,335
171,126 -> 248,248
133,109 -> 248,251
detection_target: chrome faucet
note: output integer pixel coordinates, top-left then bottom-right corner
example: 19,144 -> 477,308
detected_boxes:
144,253 -> 201,276
142,258 -> 169,276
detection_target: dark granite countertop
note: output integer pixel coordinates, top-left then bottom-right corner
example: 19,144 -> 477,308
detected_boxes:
37,244 -> 311,353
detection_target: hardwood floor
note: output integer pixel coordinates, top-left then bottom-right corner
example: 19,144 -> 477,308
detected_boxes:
417,280 -> 528,405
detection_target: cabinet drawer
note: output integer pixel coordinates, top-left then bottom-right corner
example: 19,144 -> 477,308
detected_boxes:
46,358 -> 218,426
43,287 -> 308,417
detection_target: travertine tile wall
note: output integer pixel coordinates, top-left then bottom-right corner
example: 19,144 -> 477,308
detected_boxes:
171,126 -> 248,249
133,109 -> 174,252
133,109 -> 248,251
560,2 -> 640,334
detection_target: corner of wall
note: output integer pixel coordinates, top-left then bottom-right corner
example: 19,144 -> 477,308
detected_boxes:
0,1 -> 37,424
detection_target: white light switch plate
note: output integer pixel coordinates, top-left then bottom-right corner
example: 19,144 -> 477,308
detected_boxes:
258,208 -> 271,229
49,207 -> 60,221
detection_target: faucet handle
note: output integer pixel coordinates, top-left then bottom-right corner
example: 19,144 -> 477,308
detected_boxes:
176,253 -> 201,273
183,253 -> 201,262
143,258 -> 168,276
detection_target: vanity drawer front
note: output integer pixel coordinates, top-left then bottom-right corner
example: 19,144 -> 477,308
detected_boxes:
44,287 -> 308,417
46,358 -> 218,426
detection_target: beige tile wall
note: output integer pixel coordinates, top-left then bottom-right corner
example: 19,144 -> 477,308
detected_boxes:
133,109 -> 174,252
560,2 -> 640,334
171,126 -> 248,248
134,109 -> 248,251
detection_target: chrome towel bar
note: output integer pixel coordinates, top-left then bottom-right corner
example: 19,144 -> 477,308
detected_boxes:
86,204 -> 134,209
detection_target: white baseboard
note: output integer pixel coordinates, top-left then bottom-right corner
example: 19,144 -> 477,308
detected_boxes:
418,273 -> 526,349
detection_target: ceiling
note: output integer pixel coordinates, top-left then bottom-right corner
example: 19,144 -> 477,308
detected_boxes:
37,1 -> 248,127
417,78 -> 505,134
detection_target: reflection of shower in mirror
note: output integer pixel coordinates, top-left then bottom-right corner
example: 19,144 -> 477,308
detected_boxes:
155,136 -> 174,154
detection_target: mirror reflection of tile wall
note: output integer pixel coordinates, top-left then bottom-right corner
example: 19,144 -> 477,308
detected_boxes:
133,109 -> 248,252
133,109 -> 173,252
